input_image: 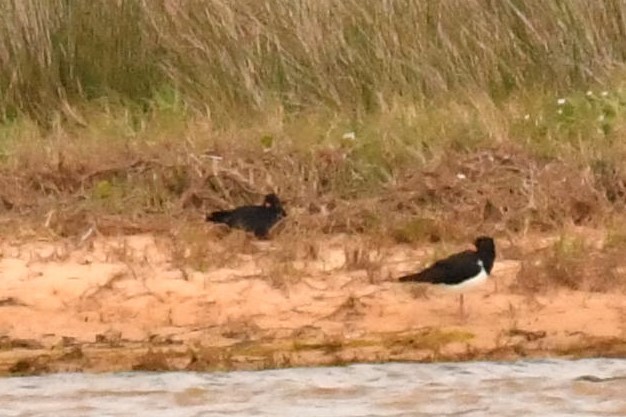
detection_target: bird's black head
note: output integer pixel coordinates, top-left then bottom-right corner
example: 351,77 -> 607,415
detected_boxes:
474,236 -> 496,272
263,193 -> 287,217
474,236 -> 494,249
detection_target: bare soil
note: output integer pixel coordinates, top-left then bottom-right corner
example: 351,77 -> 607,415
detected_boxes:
1,230 -> 624,376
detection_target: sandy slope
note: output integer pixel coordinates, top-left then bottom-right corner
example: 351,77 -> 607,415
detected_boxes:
0,232 -> 624,375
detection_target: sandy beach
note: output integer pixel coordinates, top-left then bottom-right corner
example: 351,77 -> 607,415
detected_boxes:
0,230 -> 624,376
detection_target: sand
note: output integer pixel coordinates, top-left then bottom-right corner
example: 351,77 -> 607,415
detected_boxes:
0,232 -> 624,375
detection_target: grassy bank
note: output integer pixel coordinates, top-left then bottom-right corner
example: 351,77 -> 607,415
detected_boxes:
0,0 -> 625,246
3,0 -> 626,122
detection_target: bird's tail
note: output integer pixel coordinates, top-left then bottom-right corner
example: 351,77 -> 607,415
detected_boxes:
398,273 -> 421,282
397,268 -> 441,283
206,210 -> 232,224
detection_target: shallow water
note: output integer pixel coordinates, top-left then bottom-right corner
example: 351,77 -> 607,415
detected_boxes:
1,359 -> 625,417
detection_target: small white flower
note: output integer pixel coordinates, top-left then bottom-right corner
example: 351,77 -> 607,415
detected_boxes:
456,173 -> 467,180
601,91 -> 609,97
557,98 -> 566,105
524,114 -> 530,120
586,90 -> 593,97
342,131 -> 356,141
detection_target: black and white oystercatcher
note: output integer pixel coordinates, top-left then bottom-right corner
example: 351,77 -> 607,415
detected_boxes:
398,236 -> 496,317
206,193 -> 287,239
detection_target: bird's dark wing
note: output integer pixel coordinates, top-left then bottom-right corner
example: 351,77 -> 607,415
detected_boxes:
207,205 -> 283,237
206,209 -> 235,225
207,205 -> 258,226
222,206 -> 263,229
247,208 -> 285,238
398,250 -> 482,285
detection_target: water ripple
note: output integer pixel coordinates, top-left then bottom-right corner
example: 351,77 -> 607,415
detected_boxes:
0,359 -> 624,417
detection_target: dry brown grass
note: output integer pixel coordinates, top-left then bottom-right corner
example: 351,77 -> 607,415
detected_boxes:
516,232 -> 626,293
1,133 -> 623,248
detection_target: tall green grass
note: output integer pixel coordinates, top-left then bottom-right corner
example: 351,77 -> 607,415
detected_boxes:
2,0 -> 626,126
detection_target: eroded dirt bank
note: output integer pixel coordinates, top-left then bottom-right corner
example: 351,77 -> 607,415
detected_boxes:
0,232 -> 625,376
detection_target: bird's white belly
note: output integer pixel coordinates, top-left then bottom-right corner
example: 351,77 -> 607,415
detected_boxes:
448,268 -> 489,292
